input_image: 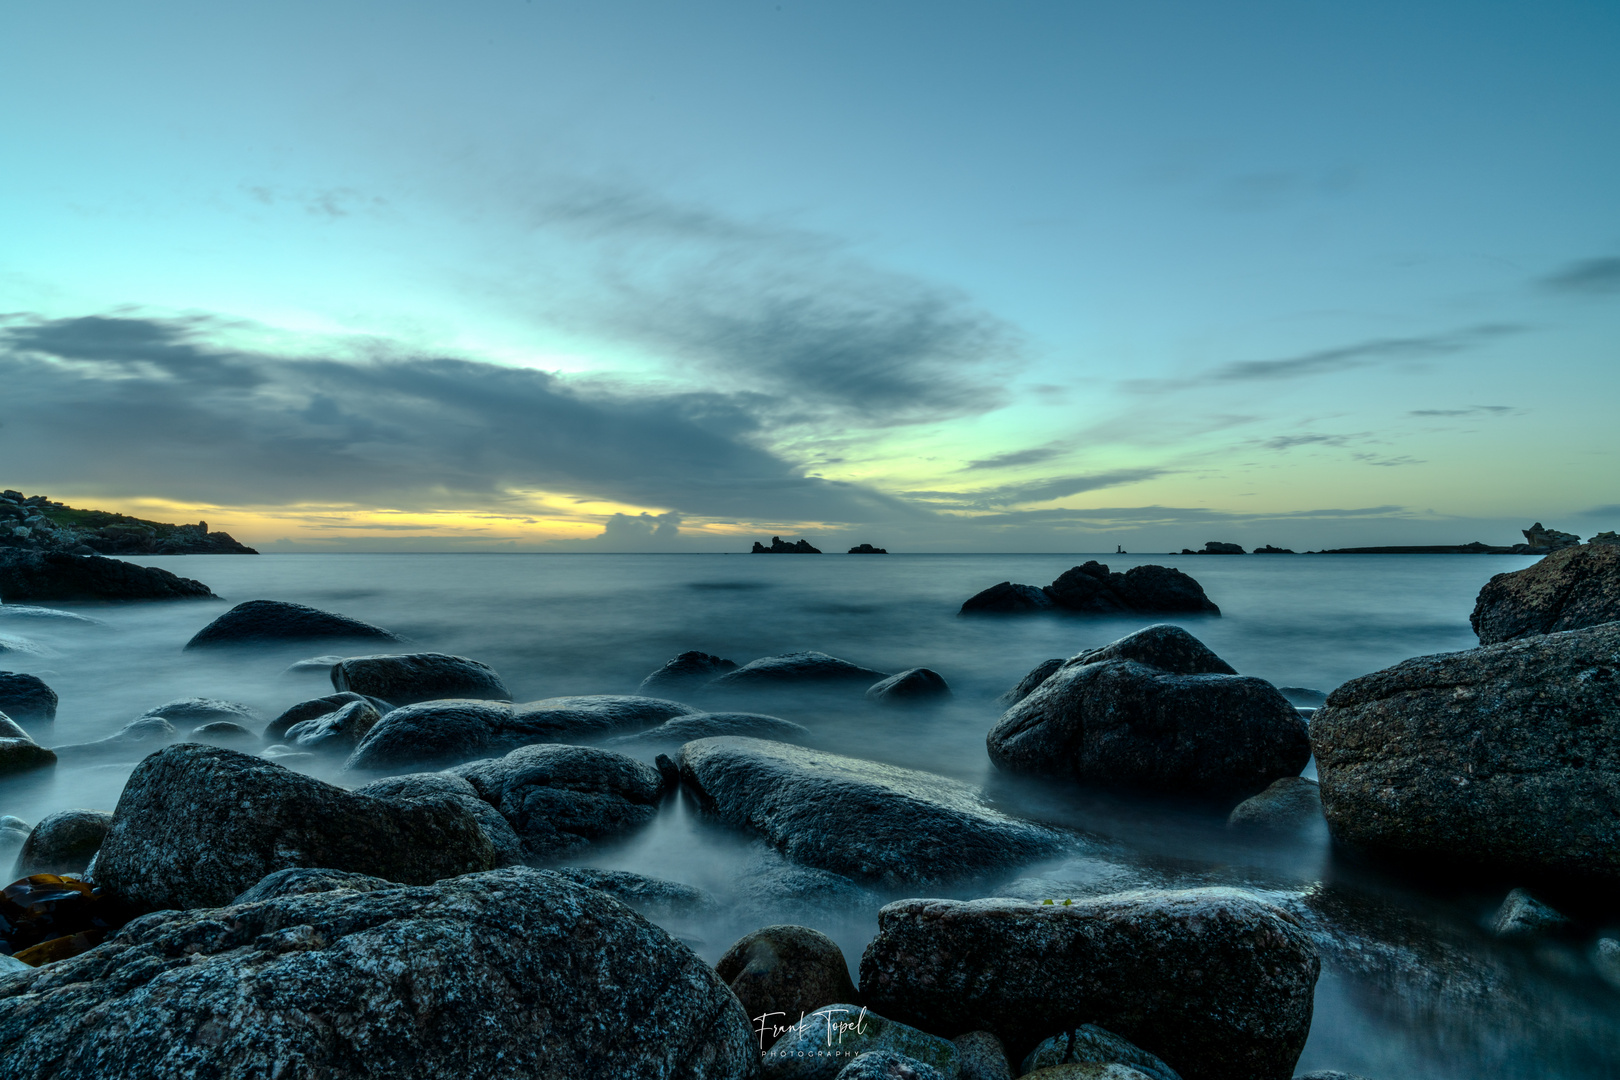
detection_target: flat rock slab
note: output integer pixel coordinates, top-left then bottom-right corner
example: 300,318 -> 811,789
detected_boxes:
677,737 -> 1070,885
1311,622 -> 1620,879
184,599 -> 403,649
859,889 -> 1319,1080
0,550 -> 215,602
0,867 -> 759,1079
1471,543 -> 1620,644
332,652 -> 511,705
95,743 -> 495,910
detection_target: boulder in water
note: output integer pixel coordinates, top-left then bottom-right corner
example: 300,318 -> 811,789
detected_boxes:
961,582 -> 1055,614
987,625 -> 1307,801
0,716 -> 55,778
866,668 -> 950,704
0,549 -> 216,602
607,711 -> 811,750
283,698 -> 383,752
263,691 -> 388,742
1310,622 -> 1620,880
94,743 -> 496,910
187,721 -> 259,748
859,889 -> 1320,1080
184,598 -> 404,649
9,810 -> 112,878
717,924 -> 861,1049
0,867 -> 759,1079
139,697 -> 261,728
0,673 -> 55,725
49,716 -> 175,763
1046,562 -> 1219,615
332,652 -> 511,705
1470,543 -> 1620,644
1226,777 -> 1324,835
708,651 -> 889,690
639,650 -> 738,695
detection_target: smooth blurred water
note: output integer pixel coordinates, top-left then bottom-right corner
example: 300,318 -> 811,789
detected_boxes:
4,550 -> 1617,1079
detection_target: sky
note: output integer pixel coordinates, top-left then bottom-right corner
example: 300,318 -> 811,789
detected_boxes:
2,1 -> 1616,552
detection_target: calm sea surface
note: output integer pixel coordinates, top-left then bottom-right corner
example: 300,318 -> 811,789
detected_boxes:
4,551 -> 1614,1078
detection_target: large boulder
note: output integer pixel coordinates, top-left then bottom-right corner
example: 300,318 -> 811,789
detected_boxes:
998,659 -> 1064,707
448,744 -> 666,861
717,925 -> 861,1049
0,867 -> 759,1079
10,809 -> 112,877
1310,622 -> 1620,879
0,673 -> 55,725
184,598 -> 404,649
352,772 -> 527,867
344,695 -> 695,774
987,626 -> 1307,801
1470,543 -> 1620,644
708,652 -> 889,690
0,714 -> 55,778
859,890 -> 1320,1080
866,669 -> 950,705
640,651 -> 739,695
964,565 -> 1218,618
960,582 -> 1055,614
0,550 -> 215,602
94,743 -> 496,910
139,697 -> 261,728
332,652 -> 511,705
677,737 -> 1070,885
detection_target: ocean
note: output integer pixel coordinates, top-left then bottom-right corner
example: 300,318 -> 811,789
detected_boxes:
3,550 -> 1614,1078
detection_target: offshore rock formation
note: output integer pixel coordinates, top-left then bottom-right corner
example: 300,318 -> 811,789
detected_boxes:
753,536 -> 822,553
961,562 -> 1218,616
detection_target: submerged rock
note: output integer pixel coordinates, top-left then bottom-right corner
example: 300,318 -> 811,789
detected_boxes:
332,652 -> 511,705
0,723 -> 54,778
0,867 -> 759,1079
0,549 -> 216,602
184,598 -> 404,649
1310,622 -> 1620,880
859,890 -> 1319,1080
608,711 -> 812,750
449,744 -> 666,861
1226,777 -> 1324,835
50,716 -> 176,763
186,721 -> 259,748
866,668 -> 950,704
1490,888 -> 1573,938
0,673 -> 55,725
1046,562 -> 1220,616
1470,543 -> 1620,644
708,651 -> 890,690
960,582 -> 1055,614
10,810 -> 113,877
639,651 -> 739,695
263,691 -> 387,742
987,625 -> 1307,801
95,743 -> 495,910
140,697 -> 261,728
717,925 -> 860,1049
282,698 -> 383,752
762,1004 -> 960,1080
678,737 -> 1070,885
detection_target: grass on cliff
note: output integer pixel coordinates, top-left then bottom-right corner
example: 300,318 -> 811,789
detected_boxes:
38,506 -> 197,537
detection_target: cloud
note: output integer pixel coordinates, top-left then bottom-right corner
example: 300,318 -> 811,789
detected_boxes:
1540,256 -> 1620,295
0,313 -> 926,525
907,468 -> 1166,510
1125,323 -> 1524,395
1408,405 -> 1519,417
597,511 -> 682,547
1259,433 -> 1357,450
960,444 -> 1069,471
521,184 -> 1021,426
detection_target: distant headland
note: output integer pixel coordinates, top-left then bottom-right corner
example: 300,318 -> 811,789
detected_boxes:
0,489 -> 256,556
1176,523 -> 1616,556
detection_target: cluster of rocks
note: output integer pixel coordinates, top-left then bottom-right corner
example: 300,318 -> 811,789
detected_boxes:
753,536 -> 822,553
1179,541 -> 1246,555
848,544 -> 888,554
0,490 -> 256,556
961,562 -> 1220,616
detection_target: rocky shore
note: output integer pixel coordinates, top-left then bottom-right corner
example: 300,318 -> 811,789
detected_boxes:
2,543 -> 1619,1077
0,489 -> 255,556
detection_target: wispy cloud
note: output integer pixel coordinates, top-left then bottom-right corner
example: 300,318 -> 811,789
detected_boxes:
960,444 -> 1069,471
1540,256 -> 1620,295
906,468 -> 1166,510
1408,405 -> 1520,417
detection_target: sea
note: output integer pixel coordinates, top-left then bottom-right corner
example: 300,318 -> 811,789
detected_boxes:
2,550 -> 1615,1079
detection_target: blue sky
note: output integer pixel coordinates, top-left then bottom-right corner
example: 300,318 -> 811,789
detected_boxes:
2,1 -> 1616,550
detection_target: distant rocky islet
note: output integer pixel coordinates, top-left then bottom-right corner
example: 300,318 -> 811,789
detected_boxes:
2,519 -> 1620,1075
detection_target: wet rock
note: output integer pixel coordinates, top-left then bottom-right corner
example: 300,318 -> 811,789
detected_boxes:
345,695 -> 694,774
678,737 -> 1069,886
1021,1026 -> 1179,1080
960,582 -> 1055,614
1311,622 -> 1620,879
848,544 -> 889,555
283,698 -> 383,752
640,650 -> 739,695
0,549 -> 216,602
1592,938 -> 1620,990
1227,778 -> 1324,834
1490,888 -> 1572,938
50,716 -> 175,763
1278,686 -> 1328,707
0,606 -> 104,626
952,1031 -> 1012,1080
11,810 -> 112,877
988,625 -> 1307,801
859,889 -> 1320,1080
0,954 -> 26,976
187,721 -> 259,748
1521,522 -> 1582,551
230,865 -> 395,904
95,743 -> 495,910
332,651 -> 511,705
184,598 -> 404,649
834,1051 -> 947,1080
282,654 -> 345,674
0,867 -> 759,1079
1470,543 -> 1620,644
1591,531 -> 1620,546
263,691 -> 386,742
610,711 -> 811,750
352,773 -> 527,867
709,651 -> 890,690
449,744 -> 666,861
998,659 -> 1064,706
140,696 -> 261,727
551,867 -> 718,919
717,925 -> 861,1049
762,1004 -> 960,1080
0,733 -> 55,778
866,668 -> 950,704
0,874 -> 135,958
1045,562 -> 1220,616
0,673 -> 55,725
